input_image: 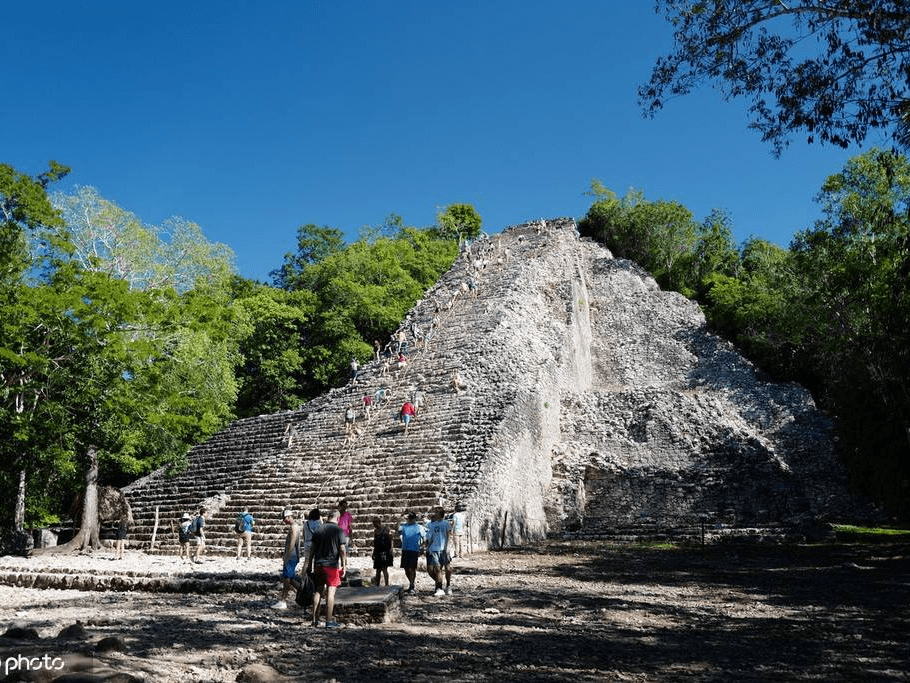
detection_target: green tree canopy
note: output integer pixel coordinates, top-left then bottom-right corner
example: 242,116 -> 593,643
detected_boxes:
271,224 -> 345,290
50,186 -> 235,292
437,203 -> 483,241
640,1 -> 910,154
578,181 -> 737,295
275,223 -> 458,394
1,168 -> 241,543
789,149 -> 910,513
231,279 -> 316,418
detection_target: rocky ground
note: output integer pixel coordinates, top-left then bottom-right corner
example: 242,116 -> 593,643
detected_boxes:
0,539 -> 907,682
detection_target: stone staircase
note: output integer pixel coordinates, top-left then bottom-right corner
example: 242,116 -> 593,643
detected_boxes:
124,217 -> 870,556
124,220 -> 558,555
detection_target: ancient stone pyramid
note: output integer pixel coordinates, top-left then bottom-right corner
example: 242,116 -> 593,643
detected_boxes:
123,218 -> 861,555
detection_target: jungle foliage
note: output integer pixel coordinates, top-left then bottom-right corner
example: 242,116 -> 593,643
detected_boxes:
0,173 -> 463,533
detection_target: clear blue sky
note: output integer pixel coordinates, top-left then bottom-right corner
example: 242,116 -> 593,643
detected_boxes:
5,1 -> 876,282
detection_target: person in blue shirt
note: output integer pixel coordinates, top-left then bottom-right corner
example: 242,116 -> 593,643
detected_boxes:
425,506 -> 453,596
235,507 -> 255,560
398,512 -> 427,593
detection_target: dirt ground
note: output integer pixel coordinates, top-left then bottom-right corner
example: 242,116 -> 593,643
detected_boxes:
0,539 -> 907,682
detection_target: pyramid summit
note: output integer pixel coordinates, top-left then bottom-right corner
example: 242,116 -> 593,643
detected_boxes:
123,218 -> 866,555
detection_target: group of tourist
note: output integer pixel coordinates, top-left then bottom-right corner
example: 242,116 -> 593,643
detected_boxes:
259,498 -> 469,627
176,506 -> 208,564
270,498 -> 354,628
342,384 -> 428,439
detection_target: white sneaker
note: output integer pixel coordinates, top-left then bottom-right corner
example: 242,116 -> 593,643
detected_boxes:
272,601 -> 288,610
445,586 -> 453,595
434,588 -> 446,597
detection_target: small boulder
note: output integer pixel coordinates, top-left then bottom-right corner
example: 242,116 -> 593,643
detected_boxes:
236,663 -> 289,682
57,622 -> 90,641
94,635 -> 126,653
2,625 -> 40,640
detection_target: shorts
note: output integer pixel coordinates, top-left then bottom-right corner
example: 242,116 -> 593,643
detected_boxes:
400,549 -> 420,569
426,550 -> 450,567
314,565 -> 343,588
402,414 -> 412,425
282,556 -> 299,579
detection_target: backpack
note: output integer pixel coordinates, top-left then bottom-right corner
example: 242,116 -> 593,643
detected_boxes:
234,513 -> 244,533
179,521 -> 192,543
294,570 -> 316,606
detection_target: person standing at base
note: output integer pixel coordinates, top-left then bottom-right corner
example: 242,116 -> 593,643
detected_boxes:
398,512 -> 426,593
235,507 -> 255,560
371,517 -> 393,586
178,513 -> 193,563
304,509 -> 347,628
451,502 -> 468,558
425,506 -> 453,596
337,499 -> 354,555
192,507 -> 207,564
114,515 -> 129,560
302,508 -> 322,560
273,509 -> 300,610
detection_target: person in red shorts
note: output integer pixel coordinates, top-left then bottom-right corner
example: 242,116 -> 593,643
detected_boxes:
304,509 -> 347,628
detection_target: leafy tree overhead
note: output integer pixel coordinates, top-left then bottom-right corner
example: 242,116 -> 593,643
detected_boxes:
578,181 -> 738,296
271,224 -> 344,290
275,221 -> 458,395
640,1 -> 910,154
50,186 -> 235,292
437,203 -> 482,241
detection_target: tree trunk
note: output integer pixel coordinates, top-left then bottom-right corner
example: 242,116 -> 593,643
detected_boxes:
14,469 -> 26,533
31,445 -> 102,555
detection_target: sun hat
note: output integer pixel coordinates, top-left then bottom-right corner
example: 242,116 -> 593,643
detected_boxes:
181,513 -> 191,521
282,509 -> 293,518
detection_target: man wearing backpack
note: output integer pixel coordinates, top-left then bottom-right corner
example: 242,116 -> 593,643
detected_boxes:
192,507 -> 207,564
178,513 -> 193,563
235,507 -> 255,560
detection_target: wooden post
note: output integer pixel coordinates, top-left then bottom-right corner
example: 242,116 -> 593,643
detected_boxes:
150,505 -> 159,551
